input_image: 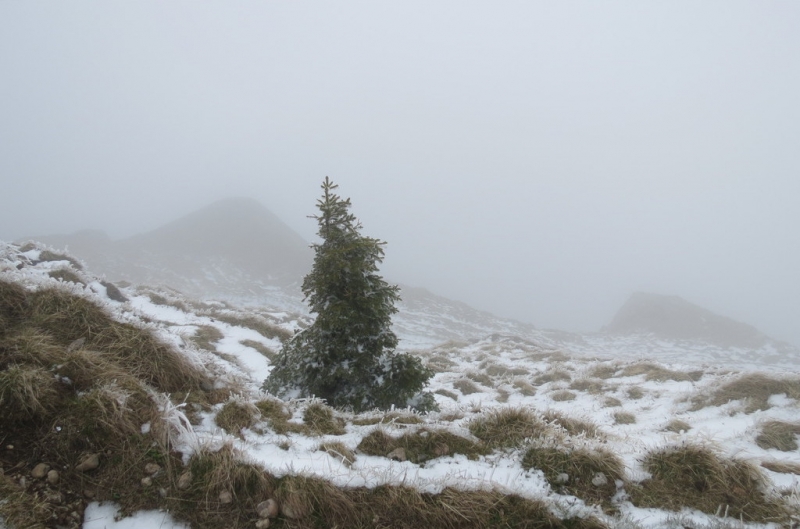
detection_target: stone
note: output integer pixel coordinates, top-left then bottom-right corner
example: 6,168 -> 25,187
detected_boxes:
257,499 -> 279,519
591,472 -> 608,486
144,462 -> 161,475
141,477 -> 153,487
75,454 -> 100,472
31,463 -> 50,479
199,379 -> 214,392
255,519 -> 271,529
66,338 -> 86,353
219,490 -> 233,504
555,473 -> 569,484
47,469 -> 60,485
83,489 -> 96,499
177,470 -> 192,490
434,443 -> 450,457
387,447 -> 406,462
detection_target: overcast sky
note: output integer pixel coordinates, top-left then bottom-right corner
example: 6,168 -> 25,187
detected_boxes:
2,2 -> 799,345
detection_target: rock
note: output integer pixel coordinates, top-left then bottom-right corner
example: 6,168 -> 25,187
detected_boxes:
219,490 -> 233,504
75,454 -> 100,472
555,473 -> 569,484
19,476 -> 27,488
434,443 -> 449,457
44,490 -> 64,504
281,503 -> 300,520
83,489 -> 96,499
101,281 -> 128,302
387,447 -> 406,462
591,472 -> 608,486
47,469 -> 60,485
31,463 -> 50,479
199,379 -> 214,392
177,470 -> 192,490
159,488 -> 168,498
257,499 -> 279,519
144,462 -> 161,475
66,338 -> 86,353
255,519 -> 271,529
141,477 -> 153,487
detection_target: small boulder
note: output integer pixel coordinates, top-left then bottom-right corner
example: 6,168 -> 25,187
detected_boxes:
387,447 -> 406,462
141,477 -> 153,487
31,463 -> 50,479
257,499 -> 279,519
219,490 -> 233,504
177,470 -> 192,490
75,454 -> 100,472
591,472 -> 608,486
255,519 -> 271,529
47,470 -> 60,485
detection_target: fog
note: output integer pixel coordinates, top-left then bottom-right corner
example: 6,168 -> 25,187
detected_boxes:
2,2 -> 799,346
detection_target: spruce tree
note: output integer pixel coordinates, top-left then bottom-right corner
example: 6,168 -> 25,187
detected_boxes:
263,177 -> 435,412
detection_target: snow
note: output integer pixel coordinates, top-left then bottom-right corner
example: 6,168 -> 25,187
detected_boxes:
1,240 -> 798,529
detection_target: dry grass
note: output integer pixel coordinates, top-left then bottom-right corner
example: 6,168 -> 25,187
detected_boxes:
433,388 -> 458,400
627,386 -> 644,400
351,411 -> 423,426
533,368 -> 572,385
48,268 -> 86,285
240,339 -> 277,361
318,441 -> 356,467
755,420 -> 800,451
693,373 -> 800,413
761,460 -> 800,475
542,410 -> 600,438
629,444 -> 791,523
613,411 -> 636,425
466,370 -> 493,386
550,389 -> 577,402
192,325 -> 224,351
37,249 -> 83,270
216,400 -> 259,436
620,362 -> 701,382
0,364 -> 59,421
453,378 -> 481,395
664,419 -> 691,433
358,428 -> 486,463
589,364 -> 619,379
303,402 -> 346,436
512,378 -> 536,396
603,397 -> 622,408
468,407 -> 552,450
210,312 -> 292,342
480,360 -> 529,377
522,444 -> 625,511
569,378 -> 606,394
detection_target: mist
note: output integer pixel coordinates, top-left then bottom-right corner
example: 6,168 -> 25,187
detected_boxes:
1,2 -> 799,346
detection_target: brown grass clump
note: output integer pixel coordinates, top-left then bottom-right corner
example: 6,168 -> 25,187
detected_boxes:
358,428 -> 486,463
216,400 -> 259,436
468,407 -> 552,450
481,361 -> 529,377
620,362 -> 701,382
761,460 -> 800,475
192,325 -> 224,351
211,312 -> 292,342
569,378 -> 606,394
303,402 -> 346,436
629,445 -> 790,523
522,444 -> 625,510
694,373 -> 800,413
512,378 -> 537,396
542,410 -> 600,438
755,420 -> 800,451
0,364 -> 59,421
533,368 -> 571,385
627,386 -> 644,400
613,411 -> 636,425
240,339 -> 277,361
663,419 -> 691,433
434,388 -> 458,400
453,378 -> 481,395
318,441 -> 356,467
589,364 -> 619,379
37,249 -> 83,270
254,398 -> 309,435
48,268 -> 86,285
603,397 -> 622,408
466,371 -> 494,386
550,390 -> 577,402
351,411 -> 424,426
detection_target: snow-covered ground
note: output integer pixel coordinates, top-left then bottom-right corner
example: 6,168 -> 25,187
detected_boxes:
1,241 -> 798,529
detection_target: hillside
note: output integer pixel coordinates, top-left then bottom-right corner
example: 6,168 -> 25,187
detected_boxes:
2,240 -> 799,529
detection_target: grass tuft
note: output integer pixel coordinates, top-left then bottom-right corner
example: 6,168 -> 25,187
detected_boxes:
755,420 -> 800,451
216,400 -> 259,436
453,378 -> 481,395
613,411 -> 636,425
620,362 -> 701,382
543,410 -> 600,437
550,389 -> 577,402
358,428 -> 485,463
663,419 -> 691,433
693,373 -> 800,413
629,444 -> 790,523
318,441 -> 356,467
468,407 -> 552,450
303,402 -> 346,435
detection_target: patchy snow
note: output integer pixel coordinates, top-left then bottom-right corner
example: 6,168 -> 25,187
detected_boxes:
1,240 -> 798,529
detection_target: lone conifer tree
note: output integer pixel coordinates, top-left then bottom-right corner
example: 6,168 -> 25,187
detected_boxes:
263,177 -> 435,412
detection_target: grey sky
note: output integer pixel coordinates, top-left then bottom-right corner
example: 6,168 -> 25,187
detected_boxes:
2,2 -> 799,345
